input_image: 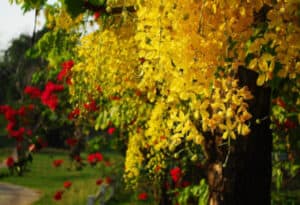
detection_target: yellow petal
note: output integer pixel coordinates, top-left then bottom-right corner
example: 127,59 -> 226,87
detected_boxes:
256,74 -> 266,86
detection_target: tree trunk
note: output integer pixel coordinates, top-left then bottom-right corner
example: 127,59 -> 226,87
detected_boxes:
207,67 -> 272,205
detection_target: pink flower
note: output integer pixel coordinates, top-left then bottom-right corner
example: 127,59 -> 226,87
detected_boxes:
28,144 -> 36,152
170,167 -> 182,183
107,127 -> 116,135
138,192 -> 148,200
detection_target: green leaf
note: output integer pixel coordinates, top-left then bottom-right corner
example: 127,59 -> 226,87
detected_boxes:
63,0 -> 85,18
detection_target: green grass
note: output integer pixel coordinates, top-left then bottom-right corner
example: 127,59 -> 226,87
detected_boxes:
0,148 -> 139,205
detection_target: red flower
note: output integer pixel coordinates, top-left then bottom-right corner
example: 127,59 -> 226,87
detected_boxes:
284,119 -> 296,129
94,11 -> 101,20
84,100 -> 98,112
63,181 -> 72,189
18,106 -> 26,116
4,107 -> 17,121
155,165 -> 161,173
57,60 -> 74,82
28,104 -> 35,110
170,167 -> 182,183
138,192 -> 148,200
181,180 -> 191,188
65,138 -> 78,147
87,152 -> 103,164
6,156 -> 14,167
62,60 -> 74,70
37,137 -> 48,148
110,96 -> 121,101
45,81 -> 64,92
9,127 -> 25,141
53,159 -> 64,167
66,76 -> 72,85
135,89 -> 142,97
96,179 -> 103,185
68,108 -> 80,120
94,152 -> 103,161
41,92 -> 57,111
0,105 -> 10,114
105,177 -> 112,185
107,127 -> 116,135
26,129 -> 32,136
24,86 -> 42,99
273,97 -> 286,108
53,190 -> 64,201
6,121 -> 15,132
96,85 -> 102,93
74,155 -> 82,162
105,160 -> 112,167
139,57 -> 146,64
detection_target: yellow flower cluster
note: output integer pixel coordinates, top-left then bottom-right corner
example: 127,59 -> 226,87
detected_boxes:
59,0 -> 299,186
124,131 -> 144,185
45,7 -> 83,31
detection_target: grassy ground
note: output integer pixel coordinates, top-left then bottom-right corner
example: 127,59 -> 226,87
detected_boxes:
0,148 -> 140,205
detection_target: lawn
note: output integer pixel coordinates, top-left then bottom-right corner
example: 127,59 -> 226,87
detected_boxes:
0,148 -> 141,205
1,147 -> 300,205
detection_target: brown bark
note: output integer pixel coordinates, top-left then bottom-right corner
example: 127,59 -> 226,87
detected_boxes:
206,67 -> 272,205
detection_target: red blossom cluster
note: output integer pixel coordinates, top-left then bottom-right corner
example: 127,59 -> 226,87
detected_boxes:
96,178 -> 103,185
138,192 -> 148,200
0,104 -> 33,141
41,82 -> 64,110
68,108 -> 80,120
107,127 -> 116,135
63,181 -> 72,189
87,152 -> 103,165
53,190 -> 64,201
6,156 -> 15,167
24,81 -> 64,111
53,175 -> 74,200
94,11 -> 101,20
170,167 -> 182,184
105,176 -> 112,184
24,86 -> 42,99
57,60 -> 74,84
53,159 -> 64,167
65,138 -> 78,147
95,176 -> 112,186
84,99 -> 98,112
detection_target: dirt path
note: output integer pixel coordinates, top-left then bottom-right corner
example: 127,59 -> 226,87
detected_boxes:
0,182 -> 41,205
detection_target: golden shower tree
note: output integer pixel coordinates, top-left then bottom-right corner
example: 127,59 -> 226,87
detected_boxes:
10,0 -> 300,204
